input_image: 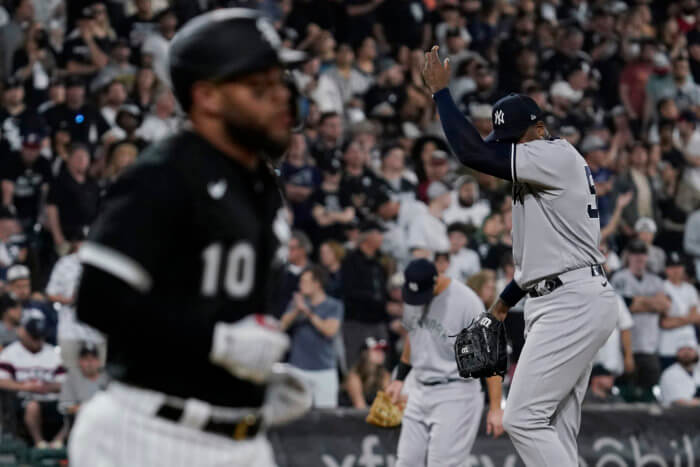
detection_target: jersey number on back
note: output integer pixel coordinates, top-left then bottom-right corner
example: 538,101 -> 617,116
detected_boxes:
201,242 -> 256,298
584,166 -> 599,219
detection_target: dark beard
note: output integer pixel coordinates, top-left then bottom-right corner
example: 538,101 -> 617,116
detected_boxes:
223,118 -> 287,162
459,197 -> 474,208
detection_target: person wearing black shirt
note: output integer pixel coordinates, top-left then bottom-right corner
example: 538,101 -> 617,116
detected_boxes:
45,143 -> 99,257
120,0 -> 158,61
0,76 -> 48,153
0,130 -> 52,231
70,10 -> 309,466
61,7 -> 113,79
43,76 -> 109,147
311,158 -> 355,244
341,221 -> 389,367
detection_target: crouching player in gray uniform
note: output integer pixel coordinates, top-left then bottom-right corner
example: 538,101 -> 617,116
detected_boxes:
423,46 -> 617,466
385,259 -> 504,467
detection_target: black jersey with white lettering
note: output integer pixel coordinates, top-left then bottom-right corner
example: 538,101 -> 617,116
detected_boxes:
76,129 -> 283,407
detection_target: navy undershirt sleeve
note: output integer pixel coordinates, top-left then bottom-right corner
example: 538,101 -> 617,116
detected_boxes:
433,88 -> 512,181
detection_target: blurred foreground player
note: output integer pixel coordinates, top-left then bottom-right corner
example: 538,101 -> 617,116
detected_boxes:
69,9 -> 311,467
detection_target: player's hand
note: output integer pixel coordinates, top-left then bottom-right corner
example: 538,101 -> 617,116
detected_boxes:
209,315 -> 290,384
486,407 -> 504,438
422,45 -> 451,94
385,379 -> 404,405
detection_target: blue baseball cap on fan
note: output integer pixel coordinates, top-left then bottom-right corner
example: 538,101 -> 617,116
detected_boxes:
402,259 -> 437,306
485,93 -> 544,143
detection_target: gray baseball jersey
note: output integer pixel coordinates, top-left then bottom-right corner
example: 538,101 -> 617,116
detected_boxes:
610,269 -> 665,354
511,139 -> 605,288
402,279 -> 484,383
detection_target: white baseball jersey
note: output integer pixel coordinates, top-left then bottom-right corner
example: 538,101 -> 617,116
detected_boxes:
446,248 -> 481,283
0,341 -> 66,401
402,279 -> 484,383
659,362 -> 700,407
658,280 -> 700,357
406,212 -> 450,256
510,139 -> 605,288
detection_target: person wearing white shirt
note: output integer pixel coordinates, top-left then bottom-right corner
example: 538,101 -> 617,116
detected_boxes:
445,222 -> 480,283
594,295 -> 635,376
442,175 -> 491,228
135,89 -> 179,142
141,8 -> 177,86
659,340 -> 700,407
407,181 -> 451,259
658,252 -> 700,369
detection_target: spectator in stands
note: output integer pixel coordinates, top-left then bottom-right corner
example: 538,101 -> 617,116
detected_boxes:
443,174 -> 491,229
0,0 -> 33,81
98,80 -> 128,128
0,311 -> 66,448
585,365 -> 625,404
407,181 -> 451,259
1,129 -> 52,231
614,142 -> 660,238
476,212 -> 510,270
141,8 -> 177,85
686,208 -> 700,280
0,76 -> 46,153
675,108 -> 700,214
659,339 -> 700,407
379,145 -> 416,203
136,89 -> 177,142
341,220 -> 388,367
312,157 -> 355,244
271,231 -> 313,318
634,217 -> 666,274
92,39 -> 137,91
5,264 -> 57,344
99,140 -> 139,195
0,294 -> 21,349
0,207 -> 24,274
344,337 -> 391,409
318,241 -> 344,299
281,133 -> 320,233
281,266 -> 343,408
466,270 -> 497,309
63,5 -> 112,78
659,252 -> 700,369
611,239 -> 671,401
122,0 -> 157,54
46,143 -> 100,257
59,341 -> 108,420
310,111 -> 344,165
594,296 -> 635,379
445,222 -> 481,283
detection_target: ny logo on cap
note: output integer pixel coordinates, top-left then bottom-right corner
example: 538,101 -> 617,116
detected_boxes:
408,282 -> 419,292
494,109 -> 505,126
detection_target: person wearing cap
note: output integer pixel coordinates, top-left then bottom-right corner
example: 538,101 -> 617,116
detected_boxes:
59,341 -> 109,419
0,310 -> 67,449
141,7 -> 178,85
0,127 -> 52,230
658,252 -> 700,370
43,75 -> 110,145
610,239 -> 671,401
0,293 -> 22,349
73,9 -> 310,466
280,265 -> 343,408
63,4 -> 112,78
0,206 -> 25,271
425,45 -> 623,465
0,75 -> 48,153
344,336 -> 391,409
6,264 -> 58,345
340,220 -> 389,367
675,107 -> 700,214
584,365 -> 624,404
386,259 -> 504,466
45,143 -> 100,257
631,217 -> 666,274
658,338 -> 700,407
311,156 -> 355,244
442,174 -> 491,228
407,180 -> 451,259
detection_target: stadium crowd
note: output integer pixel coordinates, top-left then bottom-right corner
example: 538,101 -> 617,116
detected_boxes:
0,0 -> 698,450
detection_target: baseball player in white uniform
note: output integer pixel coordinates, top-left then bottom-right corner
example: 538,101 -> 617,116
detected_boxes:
424,46 -> 617,466
385,259 -> 504,467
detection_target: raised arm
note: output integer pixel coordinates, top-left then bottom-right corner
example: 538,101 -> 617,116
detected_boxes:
423,46 -> 512,181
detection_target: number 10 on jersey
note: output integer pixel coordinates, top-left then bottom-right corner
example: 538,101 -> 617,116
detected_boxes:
584,166 -> 599,219
201,242 -> 256,297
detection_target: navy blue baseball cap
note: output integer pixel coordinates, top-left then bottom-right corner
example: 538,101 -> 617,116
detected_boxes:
21,310 -> 47,340
403,259 -> 437,306
485,93 -> 544,143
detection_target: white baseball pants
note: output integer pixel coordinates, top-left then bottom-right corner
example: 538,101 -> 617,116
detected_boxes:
69,383 -> 276,467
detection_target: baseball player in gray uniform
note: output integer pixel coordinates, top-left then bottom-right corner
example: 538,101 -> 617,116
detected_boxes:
423,47 -> 617,466
385,259 -> 504,467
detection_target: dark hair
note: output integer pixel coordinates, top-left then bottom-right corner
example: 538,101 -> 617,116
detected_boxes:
319,112 -> 340,125
302,265 -> 328,288
0,294 -> 19,316
68,142 -> 91,157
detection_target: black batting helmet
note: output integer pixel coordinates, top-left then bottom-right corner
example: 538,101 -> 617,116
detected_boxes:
485,93 -> 543,143
168,8 -> 306,112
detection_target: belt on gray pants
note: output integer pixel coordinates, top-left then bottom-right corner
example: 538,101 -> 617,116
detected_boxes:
528,264 -> 605,298
419,378 -> 462,386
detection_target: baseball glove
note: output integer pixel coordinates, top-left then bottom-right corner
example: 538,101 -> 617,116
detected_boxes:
365,391 -> 404,428
454,313 -> 508,379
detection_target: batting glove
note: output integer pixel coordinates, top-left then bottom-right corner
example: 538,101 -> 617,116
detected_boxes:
209,315 -> 290,384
